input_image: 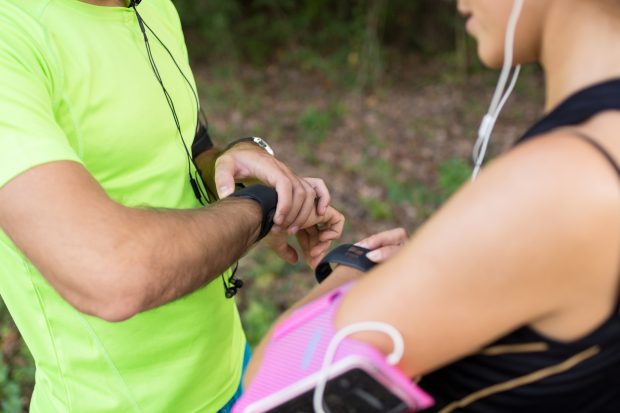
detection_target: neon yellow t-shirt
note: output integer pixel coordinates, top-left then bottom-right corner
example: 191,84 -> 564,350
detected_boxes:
0,1 -> 245,411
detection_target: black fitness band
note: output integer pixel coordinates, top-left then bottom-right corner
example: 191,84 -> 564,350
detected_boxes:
230,185 -> 278,242
315,244 -> 377,283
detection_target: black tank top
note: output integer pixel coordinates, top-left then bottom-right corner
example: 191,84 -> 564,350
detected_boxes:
419,79 -> 620,413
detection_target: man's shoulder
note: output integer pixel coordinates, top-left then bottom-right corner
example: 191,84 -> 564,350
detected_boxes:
1,0 -> 49,23
0,1 -> 50,49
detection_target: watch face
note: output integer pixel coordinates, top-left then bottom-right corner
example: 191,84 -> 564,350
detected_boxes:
252,137 -> 275,156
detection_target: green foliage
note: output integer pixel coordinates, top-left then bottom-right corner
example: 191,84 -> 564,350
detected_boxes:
298,107 -> 334,144
174,0 -> 462,77
241,300 -> 278,347
439,158 -> 471,199
296,104 -> 346,164
361,197 -> 394,221
0,300 -> 34,413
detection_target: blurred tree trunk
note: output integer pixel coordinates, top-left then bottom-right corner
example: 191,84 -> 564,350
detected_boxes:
357,0 -> 388,93
455,6 -> 470,82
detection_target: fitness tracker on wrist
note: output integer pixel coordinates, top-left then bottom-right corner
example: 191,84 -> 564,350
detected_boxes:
225,136 -> 275,156
230,185 -> 278,242
315,243 -> 377,283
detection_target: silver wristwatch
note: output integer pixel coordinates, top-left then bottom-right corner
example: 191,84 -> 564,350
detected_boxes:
225,136 -> 275,156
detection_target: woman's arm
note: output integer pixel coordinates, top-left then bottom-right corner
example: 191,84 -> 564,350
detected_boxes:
335,132 -> 620,376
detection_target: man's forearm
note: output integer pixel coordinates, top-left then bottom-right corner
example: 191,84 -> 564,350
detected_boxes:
0,161 -> 264,322
111,197 -> 262,317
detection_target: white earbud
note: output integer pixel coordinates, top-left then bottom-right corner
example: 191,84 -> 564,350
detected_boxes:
472,0 -> 525,180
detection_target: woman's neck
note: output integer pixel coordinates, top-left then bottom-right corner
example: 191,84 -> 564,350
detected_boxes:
541,1 -> 620,112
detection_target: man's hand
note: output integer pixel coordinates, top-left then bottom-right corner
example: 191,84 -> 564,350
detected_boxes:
355,227 -> 409,263
265,205 -> 345,269
214,142 -> 330,233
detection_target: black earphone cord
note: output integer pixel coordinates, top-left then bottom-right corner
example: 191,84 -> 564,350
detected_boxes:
131,6 -> 242,298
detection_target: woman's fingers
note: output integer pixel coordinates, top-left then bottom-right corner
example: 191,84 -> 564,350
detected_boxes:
355,227 -> 408,250
366,246 -> 403,263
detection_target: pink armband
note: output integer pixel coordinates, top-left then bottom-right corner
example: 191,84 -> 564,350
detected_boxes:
233,283 -> 433,413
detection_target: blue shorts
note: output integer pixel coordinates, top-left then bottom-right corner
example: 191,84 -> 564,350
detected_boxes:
217,344 -> 252,413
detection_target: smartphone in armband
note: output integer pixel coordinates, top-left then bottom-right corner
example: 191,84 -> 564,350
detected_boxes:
233,283 -> 433,413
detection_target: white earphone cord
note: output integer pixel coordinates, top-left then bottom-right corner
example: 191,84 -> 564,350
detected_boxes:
313,322 -> 405,413
312,2 -> 525,409
472,0 -> 525,180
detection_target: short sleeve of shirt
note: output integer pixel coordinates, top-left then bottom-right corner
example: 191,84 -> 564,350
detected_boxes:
0,8 -> 81,189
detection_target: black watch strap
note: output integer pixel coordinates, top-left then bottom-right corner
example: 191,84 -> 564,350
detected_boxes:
230,185 -> 278,242
315,244 -> 376,283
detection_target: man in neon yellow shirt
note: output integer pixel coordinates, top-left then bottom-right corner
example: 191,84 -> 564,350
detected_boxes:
0,0 -> 344,411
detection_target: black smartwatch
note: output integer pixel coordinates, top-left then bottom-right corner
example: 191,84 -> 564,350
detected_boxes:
315,244 -> 377,283
230,184 -> 278,242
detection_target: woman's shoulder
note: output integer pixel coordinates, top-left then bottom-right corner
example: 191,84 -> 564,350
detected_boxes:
489,126 -> 619,264
502,125 -> 619,208
482,128 -> 620,340
425,127 -> 620,339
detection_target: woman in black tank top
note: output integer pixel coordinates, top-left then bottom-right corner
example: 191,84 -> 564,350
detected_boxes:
244,1 -> 620,411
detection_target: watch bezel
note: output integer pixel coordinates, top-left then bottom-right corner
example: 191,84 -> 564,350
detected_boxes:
250,136 -> 275,156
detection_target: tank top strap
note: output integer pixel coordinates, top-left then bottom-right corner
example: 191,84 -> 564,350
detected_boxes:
570,131 -> 620,178
568,131 -> 620,315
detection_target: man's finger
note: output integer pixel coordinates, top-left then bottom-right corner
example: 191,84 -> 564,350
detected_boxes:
289,179 -> 316,233
297,229 -> 310,253
267,234 -> 299,264
279,244 -> 299,264
305,177 -> 330,215
317,208 -> 345,242
281,176 -> 307,232
310,240 -> 331,258
214,156 -> 237,198
271,176 -> 293,226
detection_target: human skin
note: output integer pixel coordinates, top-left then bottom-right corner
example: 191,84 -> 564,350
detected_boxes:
246,0 -> 620,382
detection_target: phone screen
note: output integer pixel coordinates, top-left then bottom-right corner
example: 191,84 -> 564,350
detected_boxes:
265,368 -> 412,413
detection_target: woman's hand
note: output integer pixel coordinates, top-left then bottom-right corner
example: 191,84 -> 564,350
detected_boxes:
355,227 -> 409,263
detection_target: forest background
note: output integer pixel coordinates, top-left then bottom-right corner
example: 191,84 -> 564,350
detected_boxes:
0,1 -> 544,410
